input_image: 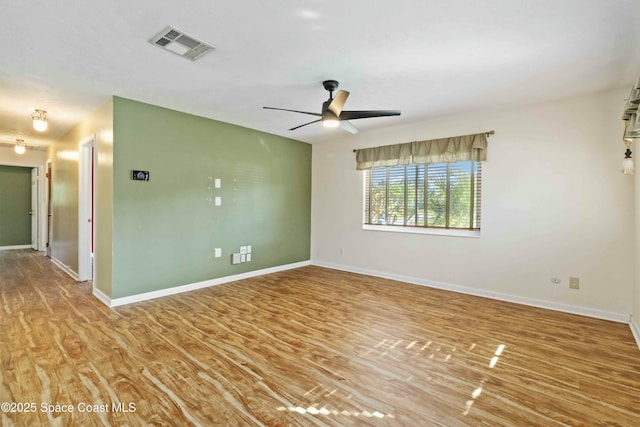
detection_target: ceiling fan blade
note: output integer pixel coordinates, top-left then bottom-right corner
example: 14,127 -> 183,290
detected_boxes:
339,110 -> 401,120
340,120 -> 359,134
289,119 -> 321,131
328,90 -> 350,116
263,106 -> 321,117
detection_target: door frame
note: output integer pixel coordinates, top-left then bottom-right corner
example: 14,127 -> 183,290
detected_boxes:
78,134 -> 96,282
46,159 -> 52,257
30,168 -> 38,250
0,159 -> 47,251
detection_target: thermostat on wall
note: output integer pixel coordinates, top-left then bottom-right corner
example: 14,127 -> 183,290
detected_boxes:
132,170 -> 150,181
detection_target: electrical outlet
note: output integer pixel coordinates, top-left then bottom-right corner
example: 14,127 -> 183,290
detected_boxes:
569,277 -> 580,290
247,245 -> 252,254
240,246 -> 247,254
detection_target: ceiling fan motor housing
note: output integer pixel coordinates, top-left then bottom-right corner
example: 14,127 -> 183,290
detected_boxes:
322,80 -> 339,94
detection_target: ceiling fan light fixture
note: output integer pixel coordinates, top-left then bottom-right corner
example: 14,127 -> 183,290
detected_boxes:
263,80 -> 400,134
322,117 -> 340,128
15,139 -> 26,154
32,109 -> 48,132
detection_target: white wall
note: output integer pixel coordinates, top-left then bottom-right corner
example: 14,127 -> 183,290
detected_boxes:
312,88 -> 634,320
0,146 -> 48,250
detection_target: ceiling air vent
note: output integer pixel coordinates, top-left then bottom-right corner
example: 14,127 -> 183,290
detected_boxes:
149,26 -> 215,61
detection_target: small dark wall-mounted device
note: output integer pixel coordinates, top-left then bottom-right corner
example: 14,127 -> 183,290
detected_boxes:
132,170 -> 150,181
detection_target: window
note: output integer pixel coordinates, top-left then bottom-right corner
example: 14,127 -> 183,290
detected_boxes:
364,161 -> 481,230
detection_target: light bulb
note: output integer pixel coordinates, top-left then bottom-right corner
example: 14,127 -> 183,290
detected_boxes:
322,118 -> 340,128
33,118 -> 47,132
15,140 -> 26,154
622,157 -> 634,175
32,109 -> 48,132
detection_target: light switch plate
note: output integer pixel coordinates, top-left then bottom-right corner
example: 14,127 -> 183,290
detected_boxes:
214,248 -> 221,258
214,178 -> 221,188
214,196 -> 222,206
247,245 -> 252,253
246,253 -> 251,262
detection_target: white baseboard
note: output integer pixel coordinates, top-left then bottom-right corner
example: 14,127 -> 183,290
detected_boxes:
97,260 -> 312,308
312,261 -> 630,324
0,245 -> 32,251
92,287 -> 111,307
630,316 -> 640,350
50,257 -> 80,281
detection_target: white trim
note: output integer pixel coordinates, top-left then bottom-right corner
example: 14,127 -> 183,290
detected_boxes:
0,161 -> 47,251
630,316 -> 640,350
45,159 -> 52,258
0,245 -> 32,251
92,286 -> 111,307
97,260 -> 311,307
39,164 -> 46,252
78,134 -> 96,282
50,256 -> 80,281
363,224 -> 480,238
30,167 -> 38,250
312,261 -> 630,324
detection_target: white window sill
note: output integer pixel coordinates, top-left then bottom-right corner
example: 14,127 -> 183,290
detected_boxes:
362,224 -> 480,238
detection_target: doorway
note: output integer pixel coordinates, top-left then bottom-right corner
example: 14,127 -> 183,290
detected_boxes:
0,165 -> 35,249
78,134 -> 95,282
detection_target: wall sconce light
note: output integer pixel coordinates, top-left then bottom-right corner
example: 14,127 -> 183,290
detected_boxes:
622,89 -> 640,174
32,109 -> 48,132
15,139 -> 26,155
622,141 -> 634,175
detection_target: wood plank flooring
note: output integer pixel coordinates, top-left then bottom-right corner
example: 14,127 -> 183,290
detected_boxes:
1,249 -> 639,426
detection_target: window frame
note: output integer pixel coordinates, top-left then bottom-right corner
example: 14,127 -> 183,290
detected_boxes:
363,160 -> 482,237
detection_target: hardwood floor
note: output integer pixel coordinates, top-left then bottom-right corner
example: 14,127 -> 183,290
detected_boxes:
1,250 -> 639,426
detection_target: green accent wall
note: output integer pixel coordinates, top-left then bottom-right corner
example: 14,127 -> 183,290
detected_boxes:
0,166 -> 32,246
111,97 -> 311,299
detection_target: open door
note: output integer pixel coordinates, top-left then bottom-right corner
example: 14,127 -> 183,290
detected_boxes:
30,168 -> 38,250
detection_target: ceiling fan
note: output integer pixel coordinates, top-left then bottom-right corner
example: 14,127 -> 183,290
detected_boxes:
263,80 -> 401,134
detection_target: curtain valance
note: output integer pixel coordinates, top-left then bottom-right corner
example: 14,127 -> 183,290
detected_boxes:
355,132 -> 488,170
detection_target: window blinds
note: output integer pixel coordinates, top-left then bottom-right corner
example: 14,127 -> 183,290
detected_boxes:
363,162 -> 482,230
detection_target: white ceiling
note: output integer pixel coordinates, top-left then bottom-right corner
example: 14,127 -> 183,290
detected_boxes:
1,0 -> 639,148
